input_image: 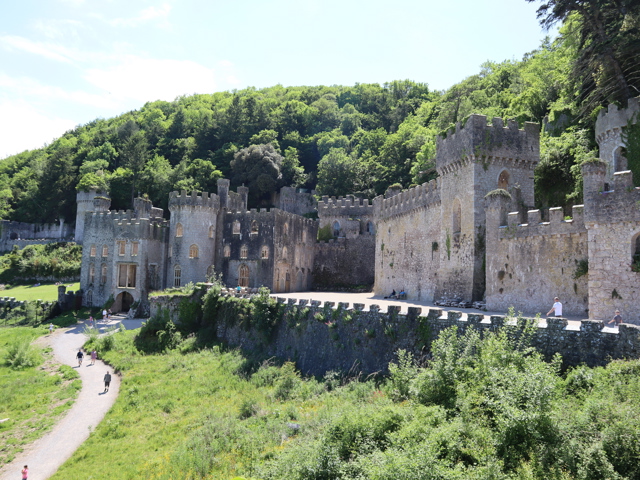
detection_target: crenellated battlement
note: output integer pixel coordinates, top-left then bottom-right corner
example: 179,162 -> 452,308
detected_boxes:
436,114 -> 540,173
318,195 -> 373,217
583,169 -> 640,223
168,190 -> 220,210
595,96 -> 640,144
91,210 -> 168,228
498,205 -> 587,239
373,179 -> 440,220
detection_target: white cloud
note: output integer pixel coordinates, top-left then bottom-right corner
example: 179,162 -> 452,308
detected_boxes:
84,57 -> 217,104
0,99 -> 76,159
31,19 -> 84,41
0,73 -> 117,110
109,2 -> 172,28
0,35 -> 76,63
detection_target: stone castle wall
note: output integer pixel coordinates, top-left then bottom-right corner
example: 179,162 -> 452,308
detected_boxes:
151,294 -> 640,376
0,220 -> 74,252
582,166 -> 640,323
486,203 -> 589,317
374,186 -> 441,301
313,236 -> 375,288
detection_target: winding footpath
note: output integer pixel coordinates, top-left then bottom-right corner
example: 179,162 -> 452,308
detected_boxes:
0,317 -> 143,480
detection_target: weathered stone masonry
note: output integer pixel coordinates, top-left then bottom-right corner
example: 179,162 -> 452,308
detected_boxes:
151,294 -> 640,376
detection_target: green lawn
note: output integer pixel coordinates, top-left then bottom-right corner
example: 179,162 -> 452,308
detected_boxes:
0,327 -> 80,465
0,282 -> 80,302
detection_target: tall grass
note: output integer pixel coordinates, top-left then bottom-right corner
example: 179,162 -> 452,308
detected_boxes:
0,327 -> 80,464
49,323 -> 640,480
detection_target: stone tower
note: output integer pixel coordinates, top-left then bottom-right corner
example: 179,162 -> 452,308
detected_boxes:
75,189 -> 109,244
168,191 -> 220,288
435,115 -> 540,301
595,96 -> 639,184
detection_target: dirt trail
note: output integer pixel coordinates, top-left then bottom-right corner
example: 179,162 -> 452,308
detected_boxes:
0,317 -> 143,480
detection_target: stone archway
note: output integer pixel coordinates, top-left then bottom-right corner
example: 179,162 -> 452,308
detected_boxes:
113,291 -> 135,313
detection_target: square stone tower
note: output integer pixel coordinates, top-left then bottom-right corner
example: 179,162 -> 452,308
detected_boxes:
435,115 -> 539,301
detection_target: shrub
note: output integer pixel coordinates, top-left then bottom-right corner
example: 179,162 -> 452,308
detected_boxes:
4,339 -> 41,369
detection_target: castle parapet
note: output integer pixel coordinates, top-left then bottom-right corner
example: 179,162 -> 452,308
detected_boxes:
436,114 -> 539,172
595,96 -> 640,143
499,204 -> 586,239
581,168 -> 640,223
318,195 -> 373,216
373,179 -> 440,220
169,190 -> 220,210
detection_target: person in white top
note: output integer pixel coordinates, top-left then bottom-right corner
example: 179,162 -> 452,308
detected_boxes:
546,297 -> 562,317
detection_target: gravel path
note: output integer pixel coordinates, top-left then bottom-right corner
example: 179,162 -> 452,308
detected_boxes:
0,317 -> 144,480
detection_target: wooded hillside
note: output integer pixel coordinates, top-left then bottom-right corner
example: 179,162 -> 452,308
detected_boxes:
1,0 -> 638,223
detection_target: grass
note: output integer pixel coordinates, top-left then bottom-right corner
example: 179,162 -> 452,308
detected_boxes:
0,327 -> 81,465
0,282 -> 80,302
51,328 -> 371,479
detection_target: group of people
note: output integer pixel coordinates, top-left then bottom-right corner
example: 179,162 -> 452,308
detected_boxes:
547,297 -> 623,327
386,289 -> 406,299
76,348 -> 111,392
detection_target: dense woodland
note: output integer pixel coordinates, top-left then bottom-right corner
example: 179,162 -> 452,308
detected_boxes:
0,0 -> 638,224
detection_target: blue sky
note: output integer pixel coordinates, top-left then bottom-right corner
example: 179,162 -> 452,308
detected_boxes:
0,0 -> 555,159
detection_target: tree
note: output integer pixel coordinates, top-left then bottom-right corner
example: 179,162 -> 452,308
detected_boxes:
527,0 -> 640,111
317,148 -> 374,197
230,144 -> 284,205
120,130 -> 149,205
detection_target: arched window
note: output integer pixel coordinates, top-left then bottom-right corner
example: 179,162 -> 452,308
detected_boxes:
102,245 -> 108,257
452,198 -> 462,241
209,225 -> 215,238
233,221 -> 241,235
251,221 -> 258,235
632,234 -> 640,271
223,245 -> 231,258
282,247 -> 288,260
498,170 -> 510,190
101,264 -> 107,284
366,221 -> 375,234
176,223 -> 183,237
240,245 -> 248,259
90,245 -> 96,257
283,222 -> 289,236
174,265 -> 182,287
238,264 -> 249,287
332,221 -> 340,238
86,290 -> 92,306
89,264 -> 95,284
614,146 -> 627,172
261,246 -> 269,259
189,244 -> 199,258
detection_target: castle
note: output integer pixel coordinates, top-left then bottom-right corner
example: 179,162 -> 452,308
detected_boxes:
6,99 -> 636,322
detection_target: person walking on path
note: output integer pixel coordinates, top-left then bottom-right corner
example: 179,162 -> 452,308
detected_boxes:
21,465 -> 28,480
88,315 -> 94,328
546,297 -> 562,317
102,309 -> 107,320
49,323 -> 54,335
90,350 -> 97,365
76,349 -> 84,367
103,371 -> 111,392
608,310 -> 623,328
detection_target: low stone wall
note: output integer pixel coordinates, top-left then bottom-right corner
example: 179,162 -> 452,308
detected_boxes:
150,294 -> 640,376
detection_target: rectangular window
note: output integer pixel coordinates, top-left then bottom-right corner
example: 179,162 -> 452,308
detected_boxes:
90,245 -> 96,257
102,245 -> 108,257
131,242 -> 139,256
117,264 -> 137,288
118,241 -> 126,256
89,265 -> 95,284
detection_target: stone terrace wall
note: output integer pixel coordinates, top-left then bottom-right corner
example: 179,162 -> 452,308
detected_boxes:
151,294 -> 640,376
486,205 -> 589,317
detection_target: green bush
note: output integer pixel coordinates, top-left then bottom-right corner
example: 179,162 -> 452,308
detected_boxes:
4,339 -> 41,369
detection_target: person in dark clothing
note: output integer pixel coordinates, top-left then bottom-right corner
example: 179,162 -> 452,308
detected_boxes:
103,371 -> 112,392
